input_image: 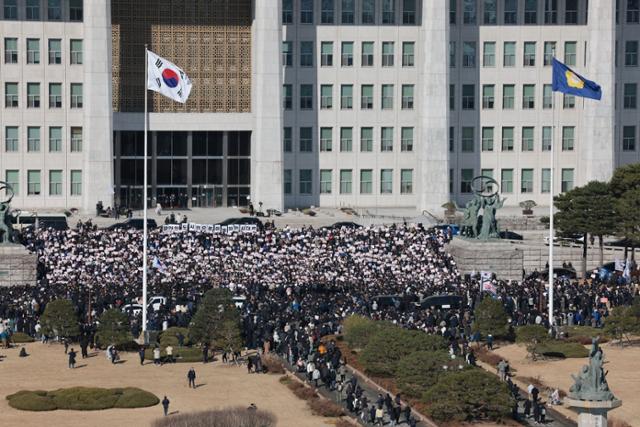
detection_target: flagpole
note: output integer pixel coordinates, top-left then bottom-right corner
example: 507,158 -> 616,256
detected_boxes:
548,56 -> 556,329
142,44 -> 149,341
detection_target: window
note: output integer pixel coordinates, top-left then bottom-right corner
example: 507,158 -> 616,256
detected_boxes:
49,83 -> 62,108
449,127 -> 455,152
4,38 -> 17,64
320,169 -> 332,194
4,0 -> 17,19
450,0 -> 457,24
503,84 -> 515,109
629,0 -> 640,23
401,85 -> 414,109
341,42 -> 353,66
563,94 -> 575,109
48,39 -> 62,64
362,0 -> 375,23
403,0 -> 416,24
283,84 -> 292,110
623,126 -> 636,151
462,84 -> 475,110
300,127 -> 313,152
361,127 -> 373,152
340,170 -> 352,194
300,0 -> 313,23
463,41 -> 476,67
5,82 -> 18,107
401,127 -> 413,151
28,127 -> 40,152
361,84 -> 373,109
299,169 -> 312,194
501,169 -> 514,193
481,169 -> 494,181
283,127 -> 292,152
449,41 -> 456,67
625,41 -> 638,66
5,126 -> 18,152
482,127 -> 495,151
524,42 -> 536,66
564,41 -> 577,66
69,0 -> 83,21
544,42 -> 556,65
27,83 -> 40,108
502,127 -> 514,151
382,42 -> 394,66
284,169 -> 292,194
561,168 -> 574,192
545,0 -> 558,23
461,169 -> 474,193
463,0 -> 477,24
342,0 -> 355,23
449,84 -> 455,110
382,0 -> 395,24
380,169 -> 393,193
362,42 -> 374,66
321,41 -> 333,66
483,42 -> 496,67
70,39 -> 83,64
402,42 -> 415,66
70,170 -> 82,196
300,41 -> 313,67
49,170 -> 62,196
543,84 -> 553,108
523,84 -> 535,109
562,126 -> 575,150
69,127 -> 83,153
565,0 -> 578,24
482,84 -> 495,109
27,39 -> 40,64
300,84 -> 313,110
340,127 -> 353,151
541,168 -> 551,193
27,170 -> 41,195
525,0 -> 538,23
341,85 -> 353,109
26,0 -> 40,20
522,127 -> 534,151
320,127 -> 333,151
283,0 -> 293,23
624,83 -> 637,108
542,126 -> 552,151
71,83 -> 83,108
6,170 -> 19,195
49,127 -> 62,152
503,42 -> 516,66
321,0 -> 334,23
359,169 -> 374,194
282,41 -> 293,66
484,0 -> 497,24
321,84 -> 333,109
381,127 -> 394,151
382,84 -> 394,109
521,169 -> 534,193
462,127 -> 475,152
400,169 -> 413,194
48,0 -> 62,20
504,0 -> 518,24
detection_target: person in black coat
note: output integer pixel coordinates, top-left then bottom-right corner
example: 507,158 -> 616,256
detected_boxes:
68,348 -> 76,368
187,367 -> 196,388
161,396 -> 170,416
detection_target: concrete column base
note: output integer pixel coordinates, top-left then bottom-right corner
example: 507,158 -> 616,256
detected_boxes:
565,398 -> 622,427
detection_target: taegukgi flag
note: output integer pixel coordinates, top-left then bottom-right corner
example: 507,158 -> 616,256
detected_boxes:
147,50 -> 192,104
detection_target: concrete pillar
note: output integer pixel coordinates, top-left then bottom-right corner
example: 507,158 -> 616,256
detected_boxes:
581,0 -> 615,184
418,0 -> 450,214
251,0 -> 284,211
83,0 -> 114,212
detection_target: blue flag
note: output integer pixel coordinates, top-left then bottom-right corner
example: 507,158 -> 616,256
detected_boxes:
552,58 -> 602,100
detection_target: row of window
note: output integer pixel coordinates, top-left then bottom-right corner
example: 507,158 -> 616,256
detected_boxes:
283,83 -> 414,111
4,82 -> 83,108
449,83 -> 577,111
283,40 -> 415,68
454,167 -> 574,195
3,37 -> 83,65
4,126 -> 83,153
283,168 -> 414,195
283,126 -> 414,152
450,40 -> 579,69
2,0 -> 83,21
282,0 -> 418,26
4,169 -> 82,197
450,0 -> 584,26
449,125 -> 575,153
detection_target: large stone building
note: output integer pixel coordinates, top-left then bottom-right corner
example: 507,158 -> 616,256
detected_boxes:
0,0 -> 635,214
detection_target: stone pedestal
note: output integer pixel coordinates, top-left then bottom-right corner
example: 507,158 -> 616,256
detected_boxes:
446,237 -> 524,281
565,398 -> 622,427
0,245 -> 37,287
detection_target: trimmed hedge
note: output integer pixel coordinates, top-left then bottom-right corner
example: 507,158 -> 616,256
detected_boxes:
11,332 -> 35,343
6,387 -> 159,411
396,351 -> 452,398
151,407 -> 276,427
534,341 -> 589,358
159,327 -> 191,348
144,346 -> 202,363
343,315 -> 394,349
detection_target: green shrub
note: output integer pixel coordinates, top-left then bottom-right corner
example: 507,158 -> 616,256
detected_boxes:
422,369 -> 514,422
144,346 -> 202,363
343,315 -> 379,349
159,327 -> 191,348
360,327 -> 447,377
516,325 -> 550,357
11,332 -> 35,343
40,299 -> 80,338
95,309 -> 132,349
151,407 -> 276,427
472,298 -> 510,339
114,388 -> 160,408
50,387 -> 119,410
534,341 -> 588,358
6,391 -> 57,412
396,351 -> 451,398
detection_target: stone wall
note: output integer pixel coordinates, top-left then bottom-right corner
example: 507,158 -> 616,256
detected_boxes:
0,245 -> 37,287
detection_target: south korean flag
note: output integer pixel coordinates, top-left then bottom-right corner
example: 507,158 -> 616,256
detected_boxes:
147,50 -> 192,104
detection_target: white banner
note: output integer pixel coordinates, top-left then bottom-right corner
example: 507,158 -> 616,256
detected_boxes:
162,223 -> 257,234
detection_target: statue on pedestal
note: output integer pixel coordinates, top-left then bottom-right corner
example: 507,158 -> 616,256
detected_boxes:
0,182 -> 17,245
457,176 -> 506,241
569,337 -> 615,401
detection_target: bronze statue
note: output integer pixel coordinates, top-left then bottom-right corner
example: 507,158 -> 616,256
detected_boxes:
0,181 -> 17,245
569,337 -> 615,401
458,176 -> 506,241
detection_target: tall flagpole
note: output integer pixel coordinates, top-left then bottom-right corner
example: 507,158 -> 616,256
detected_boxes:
142,44 -> 149,340
548,55 -> 556,329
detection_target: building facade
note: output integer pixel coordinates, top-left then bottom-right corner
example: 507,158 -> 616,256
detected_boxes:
0,0 -> 635,214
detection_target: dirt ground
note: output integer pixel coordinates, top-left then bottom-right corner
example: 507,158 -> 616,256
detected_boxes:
492,342 -> 640,426
0,343 -> 334,427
